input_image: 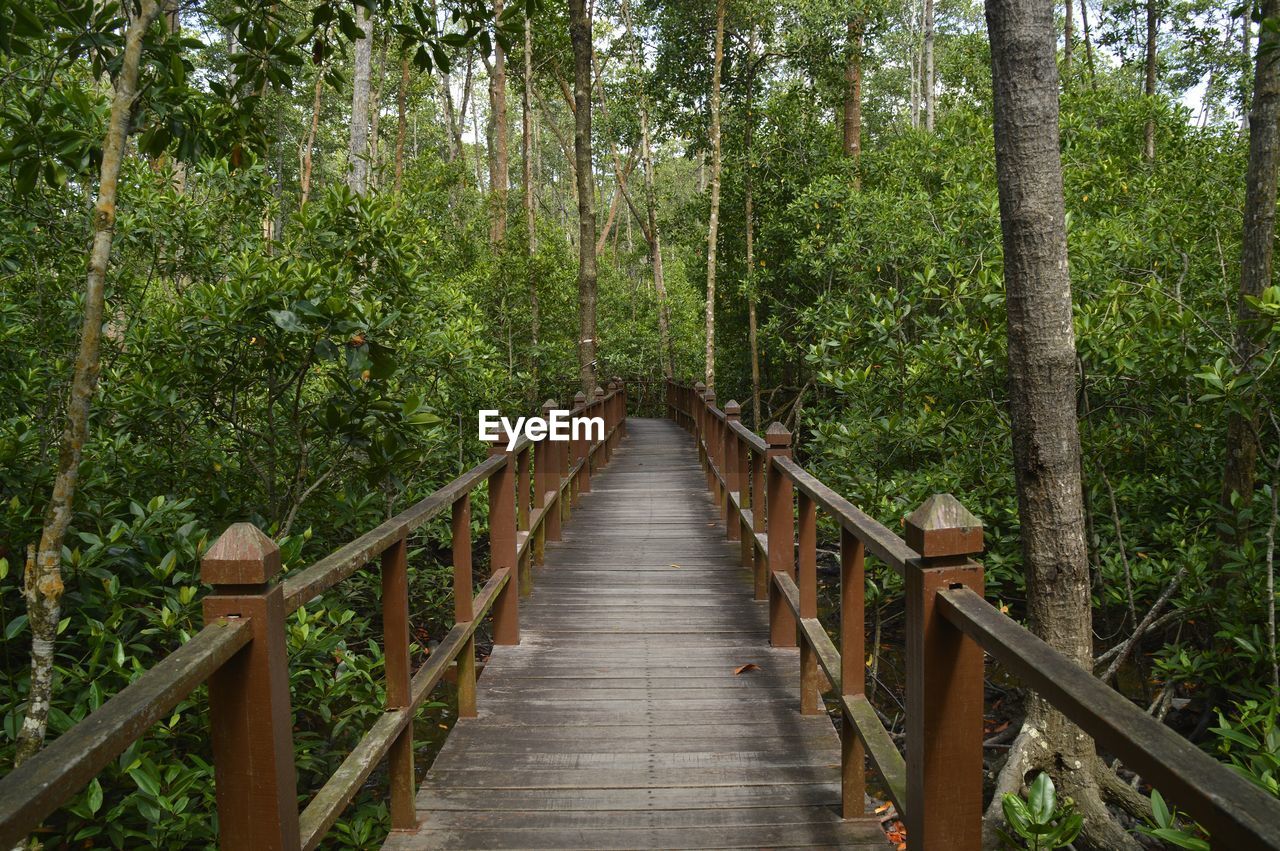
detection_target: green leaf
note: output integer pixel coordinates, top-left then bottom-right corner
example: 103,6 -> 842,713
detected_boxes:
87,778 -> 103,815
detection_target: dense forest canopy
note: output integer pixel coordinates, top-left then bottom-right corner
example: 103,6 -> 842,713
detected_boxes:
1,0 -> 1279,846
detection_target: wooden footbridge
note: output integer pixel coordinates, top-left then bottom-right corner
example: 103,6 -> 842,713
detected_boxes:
2,381 -> 1279,850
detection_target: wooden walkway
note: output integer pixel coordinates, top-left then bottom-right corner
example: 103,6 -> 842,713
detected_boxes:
385,418 -> 888,850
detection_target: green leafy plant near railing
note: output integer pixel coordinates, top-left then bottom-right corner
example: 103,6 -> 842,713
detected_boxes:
996,773 -> 1082,851
1137,789 -> 1209,851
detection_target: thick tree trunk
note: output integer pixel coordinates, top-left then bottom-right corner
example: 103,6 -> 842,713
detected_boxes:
843,18 -> 864,161
14,0 -> 164,771
924,0 -> 935,131
489,0 -> 509,245
301,64 -> 324,205
348,4 -> 374,195
1222,0 -> 1280,532
984,0 -> 1138,845
569,0 -> 597,393
395,50 -> 409,193
1143,0 -> 1158,162
1243,7 -> 1253,131
523,14 -> 539,391
704,0 -> 726,391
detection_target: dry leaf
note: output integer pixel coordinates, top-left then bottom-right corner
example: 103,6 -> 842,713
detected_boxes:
670,563 -> 681,569
733,663 -> 760,675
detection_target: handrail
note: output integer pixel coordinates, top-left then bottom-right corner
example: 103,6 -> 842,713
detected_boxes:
0,383 -> 629,850
665,377 -> 1280,851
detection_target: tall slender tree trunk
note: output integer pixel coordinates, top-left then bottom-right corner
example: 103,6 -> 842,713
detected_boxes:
1242,5 -> 1254,132
348,4 -> 374,195
1080,0 -> 1097,89
984,0 -> 1140,845
489,0 -> 509,245
523,13 -> 539,392
1143,0 -> 1158,162
569,0 -> 598,393
924,0 -> 936,131
640,104 -> 672,379
1222,0 -> 1280,536
843,17 -> 864,162
1064,0 -> 1073,78
14,0 -> 164,771
395,49 -> 410,193
704,0 -> 726,391
369,35 -> 388,188
746,29 -> 762,426
301,64 -> 324,205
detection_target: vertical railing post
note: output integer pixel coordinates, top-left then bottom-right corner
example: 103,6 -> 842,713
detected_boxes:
615,377 -> 627,439
723,401 -> 741,541
202,524 -> 300,851
452,495 -> 477,716
573,391 -> 590,497
517,445 -> 532,597
488,439 -> 519,645
693,382 -> 706,470
541,399 -> 562,543
738,438 -> 753,568
797,492 -> 822,714
765,423 -> 796,648
752,446 -> 768,601
595,386 -> 609,464
703,390 -> 717,497
840,527 -> 867,818
904,494 -> 984,851
381,533 -> 415,829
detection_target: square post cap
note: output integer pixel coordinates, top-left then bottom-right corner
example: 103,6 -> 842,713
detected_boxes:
765,422 -> 791,448
595,386 -> 606,398
202,523 -> 281,585
724,400 -> 741,419
542,398 -> 559,415
905,493 -> 983,558
574,391 -> 587,406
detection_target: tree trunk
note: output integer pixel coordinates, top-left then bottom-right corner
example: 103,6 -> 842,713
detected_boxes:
924,0 -> 936,131
1064,0 -> 1073,78
523,13 -> 539,393
843,18 -> 864,161
369,34 -> 388,188
1080,0 -> 1097,89
489,0 -> 509,245
395,49 -> 409,193
301,64 -> 324,205
569,0 -> 598,393
984,0 -> 1139,845
746,27 -> 762,425
1143,0 -> 1157,162
1222,0 -> 1280,535
347,3 -> 374,195
14,0 -> 164,771
1242,5 -> 1253,132
704,0 -> 726,391
639,103 -> 672,380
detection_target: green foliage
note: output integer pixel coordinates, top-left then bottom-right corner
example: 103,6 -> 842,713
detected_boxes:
996,773 -> 1083,851
1137,789 -> 1210,851
1210,699 -> 1280,797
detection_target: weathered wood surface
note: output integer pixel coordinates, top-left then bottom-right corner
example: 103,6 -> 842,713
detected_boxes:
386,418 -> 887,850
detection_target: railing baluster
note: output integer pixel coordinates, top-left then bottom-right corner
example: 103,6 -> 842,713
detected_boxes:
797,492 -> 821,714
517,445 -> 533,596
738,435 -> 753,569
905,494 -> 984,850
488,441 -> 519,646
380,536 -> 415,830
573,391 -> 589,497
703,390 -> 717,497
841,527 -> 867,818
752,448 -> 768,601
452,495 -> 477,717
201,524 -> 301,851
765,423 -> 796,648
596,386 -> 609,465
723,401 -> 741,542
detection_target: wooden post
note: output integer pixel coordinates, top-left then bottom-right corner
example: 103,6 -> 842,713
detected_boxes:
488,441 -> 519,645
723,400 -> 741,541
452,495 -> 477,717
765,423 -> 796,648
541,399 -> 562,544
738,438 -> 753,568
752,447 -> 768,601
517,445 -> 532,597
595,386 -> 608,464
703,390 -> 717,497
904,494 -> 984,851
381,535 -> 415,829
797,492 -> 821,714
574,391 -> 590,496
614,377 -> 626,439
202,524 -> 301,851
693,382 -> 706,471
840,527 -> 867,818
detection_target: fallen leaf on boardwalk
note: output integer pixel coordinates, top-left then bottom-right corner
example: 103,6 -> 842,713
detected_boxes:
733,663 -> 760,675
670,563 -> 681,569
874,803 -> 890,815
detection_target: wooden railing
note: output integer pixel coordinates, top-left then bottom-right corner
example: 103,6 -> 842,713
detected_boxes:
0,383 -> 628,850
667,379 -> 1280,851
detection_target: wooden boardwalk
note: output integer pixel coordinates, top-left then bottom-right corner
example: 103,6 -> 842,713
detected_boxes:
385,418 -> 888,850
